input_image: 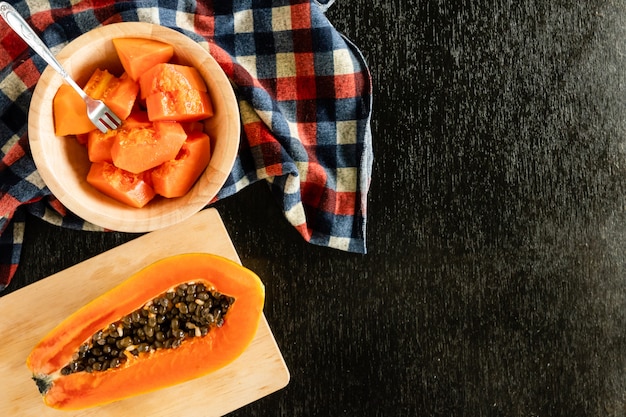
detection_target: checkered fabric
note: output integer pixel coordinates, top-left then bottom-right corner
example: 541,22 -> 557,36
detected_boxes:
0,0 -> 373,291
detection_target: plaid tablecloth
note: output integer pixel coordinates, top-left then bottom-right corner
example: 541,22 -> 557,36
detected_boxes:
0,0 -> 373,290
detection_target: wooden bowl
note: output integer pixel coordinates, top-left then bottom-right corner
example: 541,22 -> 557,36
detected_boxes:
28,22 -> 240,232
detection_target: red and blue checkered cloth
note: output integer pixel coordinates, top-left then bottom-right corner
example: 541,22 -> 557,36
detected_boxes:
0,0 -> 372,291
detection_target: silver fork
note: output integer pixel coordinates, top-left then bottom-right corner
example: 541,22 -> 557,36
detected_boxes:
0,2 -> 121,133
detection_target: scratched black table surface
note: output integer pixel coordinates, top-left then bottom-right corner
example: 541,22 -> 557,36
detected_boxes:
5,1 -> 626,416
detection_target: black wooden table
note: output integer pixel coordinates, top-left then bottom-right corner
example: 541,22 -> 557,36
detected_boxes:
5,1 -> 626,416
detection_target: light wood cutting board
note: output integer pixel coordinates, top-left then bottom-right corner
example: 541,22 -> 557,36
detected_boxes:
0,208 -> 290,416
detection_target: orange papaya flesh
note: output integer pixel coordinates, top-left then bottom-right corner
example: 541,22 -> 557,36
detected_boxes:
87,108 -> 152,164
86,161 -> 155,208
151,131 -> 212,198
181,120 -> 205,134
113,38 -> 175,82
121,108 -> 152,129
83,68 -> 116,100
110,121 -> 187,174
54,68 -> 129,137
26,253 -> 265,410
52,85 -> 95,136
138,63 -> 207,100
101,73 -> 139,121
87,129 -> 116,163
145,89 -> 214,122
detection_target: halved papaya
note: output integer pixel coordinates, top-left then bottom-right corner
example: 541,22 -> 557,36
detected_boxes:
112,38 -> 174,82
26,253 -> 265,410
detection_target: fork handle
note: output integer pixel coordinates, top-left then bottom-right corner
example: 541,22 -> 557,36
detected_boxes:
0,2 -> 86,98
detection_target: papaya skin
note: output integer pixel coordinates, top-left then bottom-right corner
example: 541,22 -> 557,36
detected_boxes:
26,254 -> 265,410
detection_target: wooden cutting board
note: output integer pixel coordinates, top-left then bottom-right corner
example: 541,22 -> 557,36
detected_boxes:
0,208 -> 289,416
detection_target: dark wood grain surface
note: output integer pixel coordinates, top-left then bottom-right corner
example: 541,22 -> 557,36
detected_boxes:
4,1 -> 626,416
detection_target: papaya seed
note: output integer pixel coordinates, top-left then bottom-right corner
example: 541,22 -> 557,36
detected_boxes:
60,281 -> 233,376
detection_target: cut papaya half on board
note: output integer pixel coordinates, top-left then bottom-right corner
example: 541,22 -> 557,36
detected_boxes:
26,253 -> 266,410
112,38 -> 175,82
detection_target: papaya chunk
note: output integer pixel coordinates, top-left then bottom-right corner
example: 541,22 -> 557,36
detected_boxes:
86,161 -> 155,208
138,63 -> 213,122
83,69 -> 139,121
145,89 -> 214,122
112,38 -> 174,81
110,121 -> 187,174
102,73 -> 139,121
26,254 -> 265,410
86,129 -> 116,163
52,85 -> 95,136
138,63 -> 207,99
83,68 -> 116,99
151,131 -> 212,198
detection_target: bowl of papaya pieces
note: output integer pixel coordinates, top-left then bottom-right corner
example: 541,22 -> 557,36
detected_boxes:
29,22 -> 240,232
